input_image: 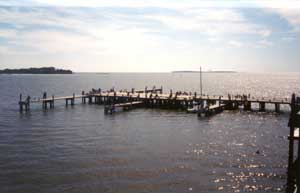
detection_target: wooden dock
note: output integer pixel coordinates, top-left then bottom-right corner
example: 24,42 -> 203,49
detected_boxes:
19,86 -> 291,116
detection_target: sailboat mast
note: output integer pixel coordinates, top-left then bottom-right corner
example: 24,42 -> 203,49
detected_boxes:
200,66 -> 203,96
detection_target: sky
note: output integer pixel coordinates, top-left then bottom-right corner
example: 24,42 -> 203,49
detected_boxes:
0,0 -> 300,72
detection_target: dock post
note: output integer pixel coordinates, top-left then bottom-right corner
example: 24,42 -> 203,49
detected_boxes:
42,92 -> 47,109
19,104 -> 23,112
50,95 -> 54,108
275,103 -> 280,113
244,101 -> 251,111
99,92 -> 103,104
160,86 -> 163,94
234,102 -> 239,110
82,91 -> 86,104
71,94 -> 75,106
25,103 -> 28,111
88,96 -> 92,104
44,92 -> 48,109
25,96 -> 30,111
113,91 -> 116,104
287,94 -> 296,192
259,102 -> 266,112
19,94 -> 23,112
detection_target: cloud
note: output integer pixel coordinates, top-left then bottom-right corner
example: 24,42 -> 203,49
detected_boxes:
11,30 -> 105,54
145,8 -> 272,37
0,7 -> 170,63
2,0 -> 300,8
255,1 -> 300,30
259,29 -> 272,37
0,29 -> 17,38
276,9 -> 300,26
257,39 -> 273,47
228,40 -> 243,47
0,3 -> 298,72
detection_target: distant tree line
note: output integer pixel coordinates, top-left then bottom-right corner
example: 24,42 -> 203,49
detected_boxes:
0,67 -> 73,74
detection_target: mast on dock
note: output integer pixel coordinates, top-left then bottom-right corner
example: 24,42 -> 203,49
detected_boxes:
200,66 -> 203,96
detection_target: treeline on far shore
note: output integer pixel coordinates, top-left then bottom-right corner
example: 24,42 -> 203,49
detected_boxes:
0,67 -> 73,74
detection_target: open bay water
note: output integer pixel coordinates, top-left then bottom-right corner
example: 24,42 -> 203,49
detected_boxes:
1,72 -> 300,193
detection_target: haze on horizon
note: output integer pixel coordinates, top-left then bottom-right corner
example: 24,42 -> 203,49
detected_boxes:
0,0 -> 300,72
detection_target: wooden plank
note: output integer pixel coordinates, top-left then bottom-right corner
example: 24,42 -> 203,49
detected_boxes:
31,95 -> 86,103
209,104 -> 225,110
114,101 -> 143,108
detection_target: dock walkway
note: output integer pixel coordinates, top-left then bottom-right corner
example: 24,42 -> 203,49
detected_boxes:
19,86 -> 292,115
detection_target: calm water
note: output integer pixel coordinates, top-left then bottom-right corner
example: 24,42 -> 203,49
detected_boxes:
1,72 -> 300,193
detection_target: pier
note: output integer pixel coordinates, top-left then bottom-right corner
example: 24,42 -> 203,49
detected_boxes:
19,86 -> 291,115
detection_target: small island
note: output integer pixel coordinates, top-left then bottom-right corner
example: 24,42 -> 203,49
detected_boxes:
0,67 -> 73,74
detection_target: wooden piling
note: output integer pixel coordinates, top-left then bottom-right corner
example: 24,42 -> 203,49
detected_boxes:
275,103 -> 280,113
42,92 -> 47,110
71,94 -> 75,106
19,94 -> 23,112
244,101 -> 251,111
50,95 -> 54,109
287,94 -> 296,192
259,102 -> 266,112
82,91 -> 86,104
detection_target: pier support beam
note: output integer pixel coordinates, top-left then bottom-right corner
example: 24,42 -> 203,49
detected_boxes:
225,102 -> 237,110
244,101 -> 251,111
287,94 -> 297,192
88,96 -> 92,104
232,102 -> 239,110
82,91 -> 86,104
19,96 -> 31,112
275,103 -> 280,113
19,94 -> 23,112
19,103 -> 23,112
42,92 -> 47,110
50,95 -> 54,109
259,102 -> 266,112
71,94 -> 75,106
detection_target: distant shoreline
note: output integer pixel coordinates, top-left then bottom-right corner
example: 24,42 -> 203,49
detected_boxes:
0,67 -> 73,74
172,71 -> 237,73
